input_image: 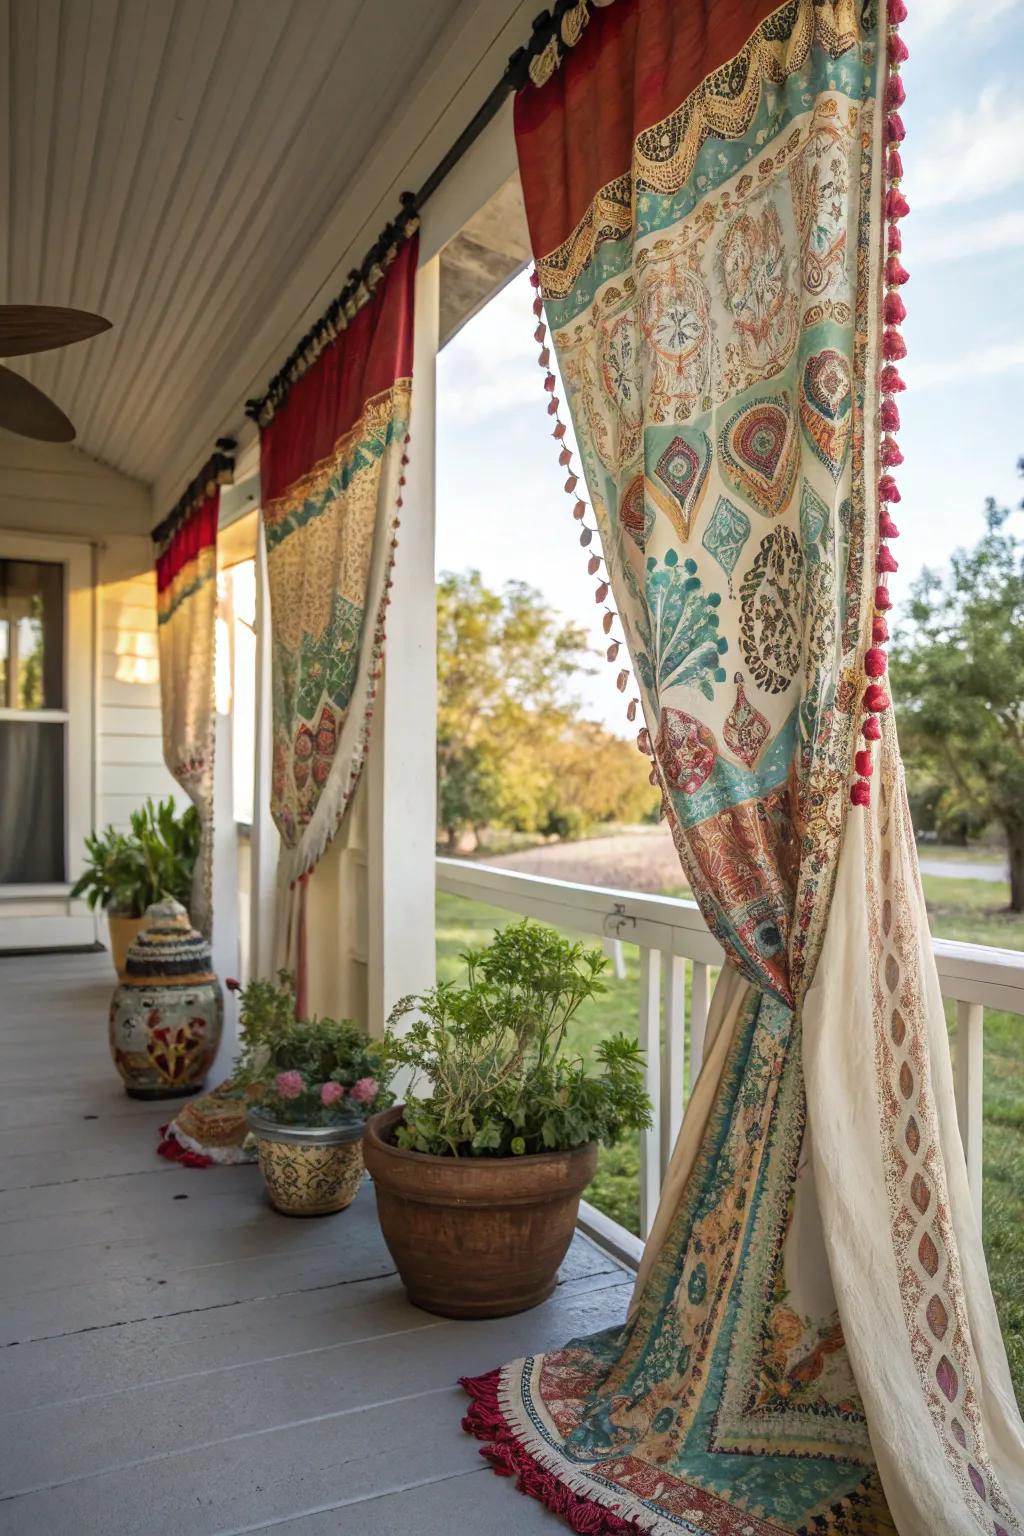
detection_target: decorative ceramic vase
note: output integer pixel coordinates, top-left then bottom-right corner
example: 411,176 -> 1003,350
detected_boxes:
363,1105 -> 598,1318
247,1108 -> 365,1216
108,899 -> 223,1099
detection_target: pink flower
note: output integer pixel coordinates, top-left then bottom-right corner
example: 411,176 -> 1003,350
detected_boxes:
350,1077 -> 379,1104
320,1080 -> 345,1106
275,1070 -> 303,1100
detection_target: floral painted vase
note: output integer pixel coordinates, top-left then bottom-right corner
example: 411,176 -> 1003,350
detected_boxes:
108,898 -> 223,1099
246,1109 -> 365,1216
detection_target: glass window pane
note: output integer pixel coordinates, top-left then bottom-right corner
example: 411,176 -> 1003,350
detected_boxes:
0,559 -> 64,710
0,721 -> 65,882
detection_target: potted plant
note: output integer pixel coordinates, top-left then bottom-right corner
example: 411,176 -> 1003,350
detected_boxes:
71,798 -> 200,974
233,972 -> 390,1217
363,920 -> 652,1318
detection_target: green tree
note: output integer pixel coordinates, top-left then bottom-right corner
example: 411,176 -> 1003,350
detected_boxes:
890,476 -> 1024,911
437,571 -> 657,848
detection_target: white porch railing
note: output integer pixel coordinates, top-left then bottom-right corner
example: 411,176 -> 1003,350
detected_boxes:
436,856 -> 1024,1247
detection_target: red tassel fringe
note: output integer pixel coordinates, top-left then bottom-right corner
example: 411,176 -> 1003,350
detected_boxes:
530,266 -> 638,742
461,1370 -> 642,1534
156,1127 -> 212,1169
853,0 -> 909,808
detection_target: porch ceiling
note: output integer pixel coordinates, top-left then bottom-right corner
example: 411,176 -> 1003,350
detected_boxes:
0,0 -> 466,487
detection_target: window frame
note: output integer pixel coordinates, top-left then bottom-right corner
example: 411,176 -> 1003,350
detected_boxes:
0,531 -> 94,904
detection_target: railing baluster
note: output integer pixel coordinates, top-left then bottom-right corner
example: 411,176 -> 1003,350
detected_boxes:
690,961 -> 709,1089
953,1000 -> 984,1219
602,935 -> 627,979
638,945 -> 662,1238
433,859 -> 1024,1241
661,953 -> 686,1181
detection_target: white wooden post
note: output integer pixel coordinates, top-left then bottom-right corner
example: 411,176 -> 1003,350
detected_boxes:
248,523 -> 278,981
209,707 -> 239,1079
661,952 -> 686,1177
365,254 -> 440,1037
689,961 -> 710,1091
638,945 -> 662,1237
953,1000 -> 984,1218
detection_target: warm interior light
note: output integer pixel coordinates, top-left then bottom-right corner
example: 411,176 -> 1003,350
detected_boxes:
114,628 -> 159,685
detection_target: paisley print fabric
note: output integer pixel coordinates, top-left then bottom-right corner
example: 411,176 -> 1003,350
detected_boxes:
154,462 -> 231,938
462,3 -> 1024,1534
257,237 -> 416,885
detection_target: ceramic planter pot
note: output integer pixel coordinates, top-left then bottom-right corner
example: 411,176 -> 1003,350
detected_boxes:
362,1106 -> 598,1318
108,899 -> 223,1099
248,1109 -> 365,1216
107,913 -> 149,978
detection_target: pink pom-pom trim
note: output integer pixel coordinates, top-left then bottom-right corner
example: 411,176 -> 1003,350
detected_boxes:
878,474 -> 901,503
877,545 -> 899,574
884,291 -> 907,325
862,715 -> 883,742
865,647 -> 888,678
881,436 -> 904,468
886,74 -> 906,111
879,510 -> 900,540
855,750 -> 875,777
875,585 -> 894,612
885,256 -> 910,288
886,112 -> 907,145
886,187 -> 910,221
851,780 -> 872,807
880,364 -> 906,393
864,684 -> 891,713
883,328 -> 907,361
880,399 -> 901,432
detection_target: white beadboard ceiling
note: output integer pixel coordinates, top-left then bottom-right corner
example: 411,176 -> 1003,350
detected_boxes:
0,0 -> 496,492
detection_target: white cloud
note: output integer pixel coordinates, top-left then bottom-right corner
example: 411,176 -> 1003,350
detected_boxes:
913,83 -> 1024,210
905,340 -> 1024,390
909,0 -> 1022,36
912,208 -> 1024,263
438,271 -> 544,425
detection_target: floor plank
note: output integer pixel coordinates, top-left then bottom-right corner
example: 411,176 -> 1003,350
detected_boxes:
0,951 -> 633,1534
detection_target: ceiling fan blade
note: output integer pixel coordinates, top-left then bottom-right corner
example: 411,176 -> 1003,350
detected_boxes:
0,366 -> 75,442
0,304 -> 111,358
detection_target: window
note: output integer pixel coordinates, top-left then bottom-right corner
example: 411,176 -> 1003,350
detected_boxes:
0,559 -> 68,883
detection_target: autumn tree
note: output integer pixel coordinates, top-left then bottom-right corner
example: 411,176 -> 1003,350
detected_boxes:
437,571 -> 658,849
889,478 -> 1024,911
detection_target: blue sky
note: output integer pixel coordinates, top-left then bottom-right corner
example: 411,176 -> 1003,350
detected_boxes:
436,4 -> 1024,735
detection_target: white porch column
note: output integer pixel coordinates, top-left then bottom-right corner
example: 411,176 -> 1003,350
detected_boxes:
248,523 -> 279,982
210,706 -> 239,1078
365,254 -> 440,1037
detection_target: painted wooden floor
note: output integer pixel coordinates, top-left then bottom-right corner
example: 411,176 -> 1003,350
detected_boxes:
0,950 -> 634,1535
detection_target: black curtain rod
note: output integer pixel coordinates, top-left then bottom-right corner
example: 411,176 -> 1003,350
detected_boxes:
246,0 -> 595,422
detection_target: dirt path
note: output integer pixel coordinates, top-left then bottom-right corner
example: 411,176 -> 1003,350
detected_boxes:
483,825 -> 685,893
478,830 -> 1007,895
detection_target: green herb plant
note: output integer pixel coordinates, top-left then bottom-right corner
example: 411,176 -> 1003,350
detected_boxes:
385,919 -> 652,1157
71,797 -> 200,916
232,971 -> 390,1128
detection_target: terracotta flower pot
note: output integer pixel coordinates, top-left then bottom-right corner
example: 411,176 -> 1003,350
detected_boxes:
107,913 -> 149,978
248,1109 -> 365,1217
362,1105 -> 598,1319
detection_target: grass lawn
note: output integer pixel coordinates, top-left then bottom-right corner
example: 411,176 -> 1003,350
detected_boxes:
435,865 -> 1024,1407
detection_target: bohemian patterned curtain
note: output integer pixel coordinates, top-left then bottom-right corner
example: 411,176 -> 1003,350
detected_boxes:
463,4 -> 1024,1535
153,446 -> 233,937
251,229 -> 417,997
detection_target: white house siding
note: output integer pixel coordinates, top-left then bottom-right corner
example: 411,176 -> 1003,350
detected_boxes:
0,431 -> 178,947
96,537 -> 180,831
